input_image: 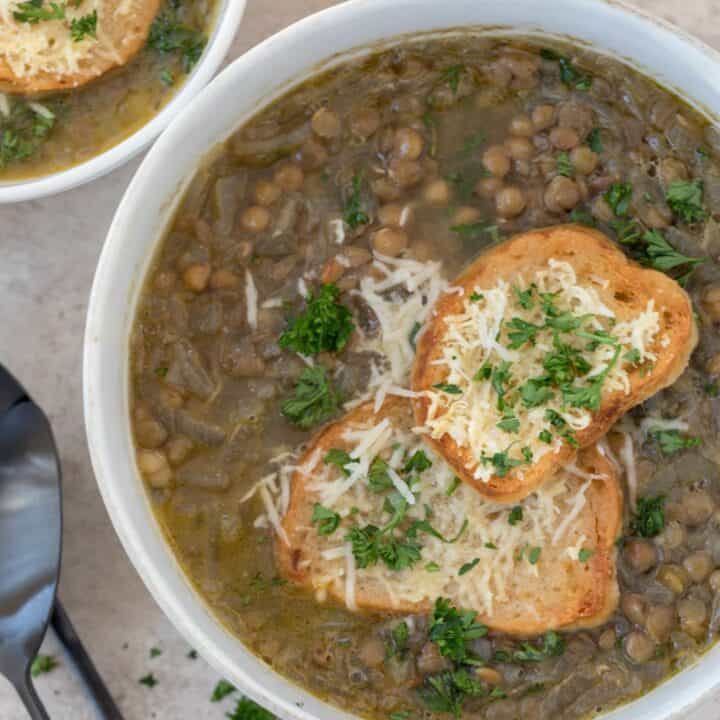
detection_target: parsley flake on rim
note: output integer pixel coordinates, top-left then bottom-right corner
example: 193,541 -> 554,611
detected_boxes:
211,679 -> 237,702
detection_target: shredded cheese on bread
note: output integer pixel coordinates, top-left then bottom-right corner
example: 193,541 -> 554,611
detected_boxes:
422,259 -> 660,484
278,399 -> 622,633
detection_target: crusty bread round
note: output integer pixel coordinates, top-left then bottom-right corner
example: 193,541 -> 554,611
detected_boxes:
277,397 -> 622,635
411,224 -> 697,503
0,0 -> 161,93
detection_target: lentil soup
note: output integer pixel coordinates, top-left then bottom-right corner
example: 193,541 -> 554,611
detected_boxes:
0,0 -> 215,181
130,35 -> 720,720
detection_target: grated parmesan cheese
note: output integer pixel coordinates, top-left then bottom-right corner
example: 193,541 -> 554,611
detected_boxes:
288,416 -> 596,617
244,269 -> 258,330
422,259 -> 662,484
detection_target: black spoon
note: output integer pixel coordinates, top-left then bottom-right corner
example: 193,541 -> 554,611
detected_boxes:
0,365 -> 124,719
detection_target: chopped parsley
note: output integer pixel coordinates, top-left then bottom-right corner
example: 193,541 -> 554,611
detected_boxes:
640,229 -> 704,284
211,679 -> 237,702
429,597 -> 487,663
323,448 -> 357,476
481,447 -> 532,477
520,376 -> 554,408
631,495 -> 666,538
649,427 -> 701,455
343,173 -> 370,228
279,283 -> 354,355
433,383 -> 463,395
514,285 -> 535,309
446,477 -> 461,496
442,64 -> 465,93
450,222 -> 500,242
0,104 -> 55,168
587,127 -> 603,153
513,631 -> 566,662
705,381 -> 719,397
578,548 -> 594,562
666,179 -> 706,223
610,218 -> 643,245
508,506 -> 523,526
528,546 -> 542,565
160,69 -> 175,87
311,503 -> 341,536
148,13 -> 206,71
469,291 -> 484,302
623,348 -> 642,364
70,9 -> 96,41
404,449 -> 432,473
226,697 -> 275,720
463,130 -> 486,153
346,524 -> 422,571
458,558 -> 480,576
13,0 -> 65,23
538,429 -> 553,443
496,413 -> 520,433
604,182 -> 633,216
368,456 -> 393,493
409,321 -> 422,349
556,151 -> 574,177
139,673 -> 158,688
280,365 -> 342,430
420,669 -> 484,717
569,206 -> 596,227
540,49 -> 592,90
30,654 -> 57,677
506,317 -> 542,349
149,647 -> 162,658
389,621 -> 410,657
426,561 -> 441,572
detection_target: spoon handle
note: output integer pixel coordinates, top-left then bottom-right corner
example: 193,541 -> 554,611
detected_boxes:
51,600 -> 125,720
14,676 -> 50,720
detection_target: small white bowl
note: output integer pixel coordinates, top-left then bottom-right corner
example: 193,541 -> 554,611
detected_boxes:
0,0 -> 246,204
85,1 -> 720,719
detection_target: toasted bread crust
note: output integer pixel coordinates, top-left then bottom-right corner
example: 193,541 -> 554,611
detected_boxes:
277,397 -> 622,635
412,224 -> 697,502
0,1 -> 161,94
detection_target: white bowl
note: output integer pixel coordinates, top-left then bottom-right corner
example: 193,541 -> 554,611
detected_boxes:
0,0 -> 246,204
84,1 -> 720,718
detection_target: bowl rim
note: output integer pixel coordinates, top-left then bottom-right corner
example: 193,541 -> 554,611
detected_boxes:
84,1 -> 720,719
0,0 -> 247,204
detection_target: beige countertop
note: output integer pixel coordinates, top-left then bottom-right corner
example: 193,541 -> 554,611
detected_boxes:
1,0 -> 720,718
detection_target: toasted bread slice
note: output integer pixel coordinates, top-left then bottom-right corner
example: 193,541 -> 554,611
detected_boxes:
0,0 -> 161,94
412,224 -> 697,502
277,397 -> 622,635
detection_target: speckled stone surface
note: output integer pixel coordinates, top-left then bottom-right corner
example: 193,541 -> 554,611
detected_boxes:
1,1 -> 719,718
